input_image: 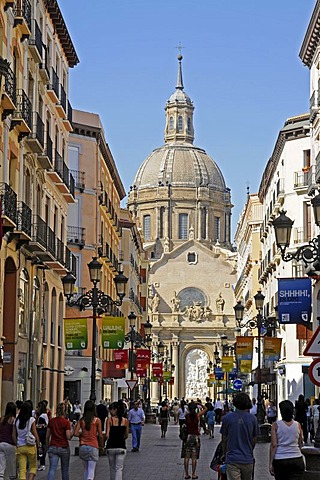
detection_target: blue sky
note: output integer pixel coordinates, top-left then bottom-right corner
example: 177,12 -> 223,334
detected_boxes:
60,0 -> 315,239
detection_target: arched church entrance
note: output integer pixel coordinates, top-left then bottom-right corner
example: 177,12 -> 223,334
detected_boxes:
185,348 -> 209,400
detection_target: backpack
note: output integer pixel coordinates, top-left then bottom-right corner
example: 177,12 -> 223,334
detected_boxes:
210,441 -> 224,471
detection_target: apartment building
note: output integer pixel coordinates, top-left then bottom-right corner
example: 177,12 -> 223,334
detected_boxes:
64,109 -> 126,404
0,0 -> 78,410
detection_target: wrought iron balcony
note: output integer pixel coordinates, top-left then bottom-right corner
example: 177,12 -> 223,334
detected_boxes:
67,226 -> 86,247
0,182 -> 17,227
39,47 -> 50,83
11,89 -> 32,138
65,247 -> 77,277
16,201 -> 31,238
98,242 -> 119,272
47,151 -> 75,201
70,169 -> 85,191
293,171 -> 308,189
29,19 -> 42,62
60,84 -> 66,112
25,112 -> 44,153
38,134 -> 53,169
2,66 -> 16,115
55,151 -> 70,188
14,0 -> 31,35
63,101 -> 73,131
56,237 -> 65,265
47,67 -> 59,102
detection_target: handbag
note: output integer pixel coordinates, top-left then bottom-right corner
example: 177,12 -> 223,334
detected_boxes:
179,424 -> 188,441
210,441 -> 223,471
26,419 -> 36,446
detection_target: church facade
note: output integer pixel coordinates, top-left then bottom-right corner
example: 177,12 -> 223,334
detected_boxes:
127,55 -> 238,401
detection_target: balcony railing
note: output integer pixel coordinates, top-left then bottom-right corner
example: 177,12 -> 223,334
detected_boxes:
67,226 -> 86,246
32,215 -> 47,249
14,0 -> 31,32
49,67 -> 59,99
60,84 -> 66,112
16,201 -> 31,237
13,89 -> 32,129
293,171 -> 308,189
65,247 -> 77,276
56,237 -> 65,265
67,100 -> 72,124
29,19 -> 42,57
45,134 -> 53,163
54,151 -> 75,197
70,169 -> 85,191
0,183 -> 17,224
4,66 -> 16,106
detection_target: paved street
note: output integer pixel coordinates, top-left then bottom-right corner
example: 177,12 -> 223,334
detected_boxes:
36,422 -> 272,480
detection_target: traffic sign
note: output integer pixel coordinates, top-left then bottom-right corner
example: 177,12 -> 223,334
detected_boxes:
303,326 -> 320,356
308,359 -> 320,386
233,379 -> 243,390
125,380 -> 137,390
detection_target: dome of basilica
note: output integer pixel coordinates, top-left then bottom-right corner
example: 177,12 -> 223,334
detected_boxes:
133,142 -> 226,190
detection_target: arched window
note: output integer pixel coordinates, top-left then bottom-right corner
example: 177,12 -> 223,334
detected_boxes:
178,116 -> 183,132
18,269 -> 29,333
143,215 -> 151,240
169,116 -> 174,130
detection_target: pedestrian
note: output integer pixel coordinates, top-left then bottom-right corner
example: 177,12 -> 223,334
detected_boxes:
64,397 -> 73,421
206,404 -> 215,439
178,402 -> 186,427
269,399 -> 305,480
0,402 -> 17,480
159,401 -> 169,438
96,400 -> 108,432
73,401 -> 82,422
220,392 -> 258,480
46,401 -> 73,480
312,399 -> 320,440
214,397 -> 223,425
127,400 -> 145,452
267,400 -> 277,424
181,401 -> 207,479
172,402 -> 179,425
105,400 -> 129,480
35,401 -> 49,471
294,394 -> 308,444
250,398 -> 257,416
15,401 -> 42,480
73,400 -> 103,480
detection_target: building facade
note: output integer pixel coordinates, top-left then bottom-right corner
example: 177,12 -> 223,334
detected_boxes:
0,0 -> 78,411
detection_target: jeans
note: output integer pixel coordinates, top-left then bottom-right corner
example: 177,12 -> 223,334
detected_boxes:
107,448 -> 126,480
17,445 -> 37,480
226,463 -> 254,480
47,446 -> 70,480
130,424 -> 142,449
0,442 -> 16,479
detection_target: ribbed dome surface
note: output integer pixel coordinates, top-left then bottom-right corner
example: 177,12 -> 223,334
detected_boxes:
133,142 -> 226,190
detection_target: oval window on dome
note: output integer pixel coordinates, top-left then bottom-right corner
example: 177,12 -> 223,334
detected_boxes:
169,116 -> 174,130
178,116 -> 183,132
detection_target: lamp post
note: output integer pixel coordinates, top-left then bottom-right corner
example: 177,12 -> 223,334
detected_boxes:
62,257 -> 128,403
124,312 -> 153,401
234,292 -> 277,427
273,200 -> 320,448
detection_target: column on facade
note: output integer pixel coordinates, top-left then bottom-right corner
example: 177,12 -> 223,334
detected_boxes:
171,338 -> 179,399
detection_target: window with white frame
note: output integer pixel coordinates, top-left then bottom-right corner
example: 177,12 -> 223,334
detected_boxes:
179,213 -> 188,239
143,215 -> 151,240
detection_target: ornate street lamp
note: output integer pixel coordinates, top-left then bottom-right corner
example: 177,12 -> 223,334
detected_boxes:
62,257 -> 128,402
233,292 -> 276,428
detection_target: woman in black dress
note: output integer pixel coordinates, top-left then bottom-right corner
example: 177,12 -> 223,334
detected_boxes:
105,401 -> 129,480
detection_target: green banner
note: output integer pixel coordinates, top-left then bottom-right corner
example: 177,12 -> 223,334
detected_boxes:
64,318 -> 88,350
102,316 -> 125,349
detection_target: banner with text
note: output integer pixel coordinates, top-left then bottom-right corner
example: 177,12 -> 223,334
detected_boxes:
152,363 -> 163,378
222,356 -> 235,373
264,337 -> 282,361
239,359 -> 252,373
102,316 -> 125,349
136,349 -> 151,367
236,336 -> 254,360
114,349 -> 128,369
64,318 -> 88,350
278,278 -> 311,325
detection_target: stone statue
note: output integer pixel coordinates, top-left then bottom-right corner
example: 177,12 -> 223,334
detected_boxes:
216,292 -> 225,314
171,291 -> 180,312
150,293 -> 160,313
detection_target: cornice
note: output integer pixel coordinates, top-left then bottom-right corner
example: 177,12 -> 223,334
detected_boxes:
299,0 -> 320,68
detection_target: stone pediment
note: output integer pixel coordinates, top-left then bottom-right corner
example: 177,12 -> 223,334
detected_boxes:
149,239 -> 237,274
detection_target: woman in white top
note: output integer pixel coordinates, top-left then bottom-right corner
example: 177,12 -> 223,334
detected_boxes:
15,402 -> 41,480
312,399 -> 320,439
269,400 -> 304,480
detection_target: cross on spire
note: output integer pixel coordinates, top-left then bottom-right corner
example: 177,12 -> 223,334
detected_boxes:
176,41 -> 185,56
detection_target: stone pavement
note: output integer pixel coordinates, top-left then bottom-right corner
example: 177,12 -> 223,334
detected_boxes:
36,422 -> 272,479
